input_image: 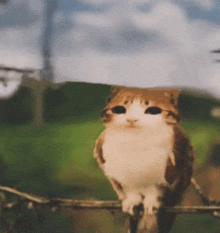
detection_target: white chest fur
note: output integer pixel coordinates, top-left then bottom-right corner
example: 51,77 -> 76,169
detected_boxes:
102,125 -> 173,192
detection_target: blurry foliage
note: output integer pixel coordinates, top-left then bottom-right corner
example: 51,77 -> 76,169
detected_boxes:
179,91 -> 220,121
0,86 -> 33,124
43,82 -> 110,123
0,83 -> 220,125
209,143 -> 220,165
171,214 -> 220,233
0,206 -> 73,233
0,82 -> 110,125
180,120 -> 220,166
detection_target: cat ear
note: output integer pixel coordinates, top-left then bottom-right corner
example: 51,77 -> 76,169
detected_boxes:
110,85 -> 123,99
164,89 -> 180,106
163,89 -> 181,124
170,89 -> 180,106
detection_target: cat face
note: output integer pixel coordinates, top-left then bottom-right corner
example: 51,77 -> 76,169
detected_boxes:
102,87 -> 180,129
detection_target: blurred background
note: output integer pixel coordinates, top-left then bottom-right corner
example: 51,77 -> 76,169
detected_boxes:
0,0 -> 220,232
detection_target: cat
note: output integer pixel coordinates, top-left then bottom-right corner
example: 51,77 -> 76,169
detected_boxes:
94,86 -> 194,233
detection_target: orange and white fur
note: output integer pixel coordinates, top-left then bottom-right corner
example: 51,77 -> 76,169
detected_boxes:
94,86 -> 194,233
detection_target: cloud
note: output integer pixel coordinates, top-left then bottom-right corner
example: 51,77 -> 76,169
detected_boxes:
0,0 -> 43,70
52,0 -> 220,98
0,0 -> 42,28
0,0 -> 44,97
187,0 -> 215,11
79,0 -> 114,5
1,0 -> 220,98
27,0 -> 44,14
132,2 -> 198,54
0,71 -> 22,99
0,25 -> 43,69
80,0 -> 216,11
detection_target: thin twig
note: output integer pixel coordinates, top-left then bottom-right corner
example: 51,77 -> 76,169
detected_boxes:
0,66 -> 34,73
191,177 -> 220,219
0,186 -> 49,204
191,177 -> 218,205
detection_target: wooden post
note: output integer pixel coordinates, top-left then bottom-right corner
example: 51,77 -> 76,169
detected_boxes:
23,78 -> 52,128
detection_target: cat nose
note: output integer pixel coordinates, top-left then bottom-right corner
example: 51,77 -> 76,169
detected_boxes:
126,119 -> 138,124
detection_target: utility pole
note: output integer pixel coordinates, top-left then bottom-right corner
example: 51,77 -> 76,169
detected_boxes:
29,0 -> 58,127
41,0 -> 58,82
0,0 -> 8,4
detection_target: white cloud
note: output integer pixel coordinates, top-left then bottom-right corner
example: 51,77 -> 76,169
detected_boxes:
79,0 -> 216,10
73,12 -> 115,28
53,0 -> 220,98
190,0 -> 215,11
132,2 -> 199,55
1,0 -> 220,98
0,81 -> 21,99
0,19 -> 43,69
27,0 -> 44,14
0,28 -> 43,69
54,49 -> 178,86
79,0 -> 114,5
0,71 -> 22,99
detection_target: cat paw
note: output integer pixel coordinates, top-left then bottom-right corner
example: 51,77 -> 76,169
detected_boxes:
122,194 -> 142,215
143,197 -> 161,215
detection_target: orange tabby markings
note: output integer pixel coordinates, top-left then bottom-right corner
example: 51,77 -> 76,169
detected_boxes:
94,86 -> 194,233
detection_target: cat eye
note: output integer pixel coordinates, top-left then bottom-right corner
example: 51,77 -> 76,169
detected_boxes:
112,106 -> 126,114
145,107 -> 162,115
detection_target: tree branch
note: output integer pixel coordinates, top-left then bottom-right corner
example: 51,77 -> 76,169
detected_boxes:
0,66 -> 34,73
0,186 -> 219,215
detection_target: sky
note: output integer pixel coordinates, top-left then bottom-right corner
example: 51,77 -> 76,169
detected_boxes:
1,0 -> 220,98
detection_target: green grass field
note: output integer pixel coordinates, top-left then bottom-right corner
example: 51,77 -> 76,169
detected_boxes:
0,82 -> 219,232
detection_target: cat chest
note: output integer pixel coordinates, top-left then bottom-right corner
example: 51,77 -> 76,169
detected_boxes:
102,130 -> 173,186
